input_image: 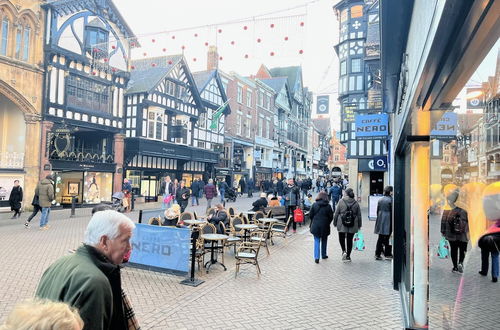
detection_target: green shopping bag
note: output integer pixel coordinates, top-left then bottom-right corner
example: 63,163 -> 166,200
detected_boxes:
353,230 -> 365,251
437,236 -> 450,259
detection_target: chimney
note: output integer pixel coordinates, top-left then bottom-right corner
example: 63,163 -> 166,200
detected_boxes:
207,45 -> 218,71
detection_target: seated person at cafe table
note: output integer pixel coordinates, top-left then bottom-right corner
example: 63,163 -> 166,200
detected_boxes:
207,203 -> 229,233
163,204 -> 181,226
268,194 -> 280,207
252,192 -> 269,212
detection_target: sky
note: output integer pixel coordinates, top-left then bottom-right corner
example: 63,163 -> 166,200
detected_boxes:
115,0 -> 341,126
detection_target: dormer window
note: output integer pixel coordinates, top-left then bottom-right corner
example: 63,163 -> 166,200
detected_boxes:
84,25 -> 108,57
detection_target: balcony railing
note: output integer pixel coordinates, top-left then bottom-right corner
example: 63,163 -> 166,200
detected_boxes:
0,152 -> 24,169
49,148 -> 114,164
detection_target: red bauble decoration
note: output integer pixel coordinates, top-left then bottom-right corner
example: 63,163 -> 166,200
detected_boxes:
194,33 -> 198,37
257,38 -> 261,43
152,39 -> 156,43
300,22 -> 305,27
131,66 -> 135,70
243,26 -> 248,30
270,23 -> 275,28
244,54 -> 249,59
171,35 -> 176,39
162,48 -> 167,52
103,58 -> 108,62
112,68 -> 116,72
284,36 -> 289,41
219,56 -> 223,61
91,71 -> 96,75
205,42 -> 209,46
270,51 -> 275,56
218,28 -> 222,33
143,52 -> 147,56
181,45 -> 185,50
193,58 -> 197,62
151,63 -> 156,67
130,42 -> 135,47
111,45 -> 116,49
231,41 -> 235,45
299,49 -> 304,54
168,60 -> 173,65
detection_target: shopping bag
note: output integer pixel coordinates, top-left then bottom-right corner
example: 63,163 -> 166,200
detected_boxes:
353,230 -> 365,251
293,207 -> 304,223
437,236 -> 450,259
163,194 -> 173,204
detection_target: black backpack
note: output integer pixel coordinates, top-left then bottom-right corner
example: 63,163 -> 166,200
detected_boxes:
449,210 -> 466,234
341,200 -> 355,227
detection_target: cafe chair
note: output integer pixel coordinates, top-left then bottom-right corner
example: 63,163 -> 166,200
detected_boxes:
180,212 -> 195,221
220,222 -> 242,254
265,209 -> 273,218
250,223 -> 272,255
227,207 -> 236,219
230,216 -> 245,238
206,208 -> 216,217
240,214 -> 250,224
200,223 -> 223,264
235,232 -> 264,278
148,217 -> 162,226
270,216 -> 293,245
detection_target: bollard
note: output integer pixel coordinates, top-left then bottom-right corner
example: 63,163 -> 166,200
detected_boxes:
180,227 -> 204,287
70,196 -> 76,218
131,192 -> 135,211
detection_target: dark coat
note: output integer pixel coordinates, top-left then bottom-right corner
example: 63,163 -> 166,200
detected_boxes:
159,181 -> 174,195
277,180 -> 284,194
209,210 -> 229,234
329,185 -> 342,201
218,181 -> 229,191
176,187 -> 191,205
283,184 -> 300,206
247,179 -> 254,191
204,184 -> 217,199
333,197 -> 362,233
239,178 -> 246,191
309,199 -> 334,238
191,181 -> 200,195
478,220 -> 500,252
440,207 -> 469,242
252,197 -> 268,211
374,195 -> 392,235
9,186 -> 23,210
36,245 -> 127,330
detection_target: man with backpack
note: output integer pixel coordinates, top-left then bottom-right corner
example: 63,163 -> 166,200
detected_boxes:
333,188 -> 362,262
440,189 -> 469,274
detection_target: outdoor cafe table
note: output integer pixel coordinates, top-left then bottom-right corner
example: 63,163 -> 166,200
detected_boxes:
201,234 -> 229,273
256,218 -> 278,238
183,219 -> 206,227
241,211 -> 256,221
235,223 -> 259,241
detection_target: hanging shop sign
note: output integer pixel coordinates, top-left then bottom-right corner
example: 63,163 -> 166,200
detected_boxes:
355,113 -> 389,139
430,112 -> 457,140
316,95 -> 329,115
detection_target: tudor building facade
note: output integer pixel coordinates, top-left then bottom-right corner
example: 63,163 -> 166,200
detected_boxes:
40,0 -> 137,205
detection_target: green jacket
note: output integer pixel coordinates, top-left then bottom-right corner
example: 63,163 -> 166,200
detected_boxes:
35,178 -> 54,208
36,245 -> 127,330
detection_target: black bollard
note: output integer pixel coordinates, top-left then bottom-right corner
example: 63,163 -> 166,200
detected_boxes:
70,196 -> 76,218
131,192 -> 135,211
180,227 -> 204,287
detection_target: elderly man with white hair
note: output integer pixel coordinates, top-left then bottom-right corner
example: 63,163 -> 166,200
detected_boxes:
36,210 -> 139,330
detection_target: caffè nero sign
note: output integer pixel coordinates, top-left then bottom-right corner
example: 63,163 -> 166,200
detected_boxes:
355,113 -> 389,139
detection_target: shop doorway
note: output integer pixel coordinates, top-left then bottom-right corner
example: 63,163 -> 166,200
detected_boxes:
369,172 -> 384,195
140,175 -> 158,202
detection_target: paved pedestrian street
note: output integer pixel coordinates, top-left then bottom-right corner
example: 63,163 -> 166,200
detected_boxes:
0,197 -> 402,329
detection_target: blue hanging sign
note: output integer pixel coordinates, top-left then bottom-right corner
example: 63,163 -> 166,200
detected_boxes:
355,113 -> 389,139
430,112 -> 457,139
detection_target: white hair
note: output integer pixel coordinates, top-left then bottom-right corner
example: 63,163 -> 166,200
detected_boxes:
84,210 -> 135,246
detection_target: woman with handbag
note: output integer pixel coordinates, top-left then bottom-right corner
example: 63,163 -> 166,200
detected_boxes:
24,192 -> 41,228
309,191 -> 334,263
333,188 -> 362,262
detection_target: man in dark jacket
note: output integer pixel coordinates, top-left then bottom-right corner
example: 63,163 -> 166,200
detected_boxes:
309,191 -> 334,263
175,180 -> 191,213
276,179 -> 284,196
238,177 -> 246,197
8,180 -> 23,218
329,182 -> 342,212
36,175 -> 55,230
191,179 -> 200,206
208,203 -> 229,234
218,179 -> 229,203
252,192 -> 268,212
36,210 -> 138,330
204,179 -> 217,210
247,178 -> 254,197
283,178 -> 301,233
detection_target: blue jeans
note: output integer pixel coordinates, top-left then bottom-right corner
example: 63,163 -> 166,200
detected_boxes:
220,189 -> 225,203
482,248 -> 499,278
191,195 -> 199,205
40,207 -> 51,227
313,236 -> 328,260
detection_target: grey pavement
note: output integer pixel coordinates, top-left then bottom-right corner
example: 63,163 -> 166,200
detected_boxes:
0,195 -> 403,329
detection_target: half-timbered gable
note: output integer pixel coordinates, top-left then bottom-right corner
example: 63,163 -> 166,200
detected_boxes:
192,69 -> 231,151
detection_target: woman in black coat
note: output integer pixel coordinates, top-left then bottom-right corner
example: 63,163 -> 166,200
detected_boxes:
309,191 -> 334,263
8,180 -> 23,219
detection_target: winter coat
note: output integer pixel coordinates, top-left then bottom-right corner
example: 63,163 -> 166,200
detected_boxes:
218,181 -> 229,191
329,185 -> 342,201
276,180 -> 284,195
283,184 -> 300,206
9,186 -> 23,210
159,181 -> 173,195
247,179 -> 255,191
209,210 -> 229,234
36,245 -> 127,330
204,184 -> 217,199
440,207 -> 469,242
239,178 -> 246,191
333,196 -> 362,234
309,199 -> 334,238
191,181 -> 200,195
252,197 -> 268,212
176,187 -> 191,204
478,220 -> 500,253
374,195 -> 392,235
36,179 -> 54,208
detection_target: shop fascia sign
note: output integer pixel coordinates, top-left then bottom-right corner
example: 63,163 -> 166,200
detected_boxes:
430,112 -> 458,140
255,136 -> 274,148
355,113 -> 389,139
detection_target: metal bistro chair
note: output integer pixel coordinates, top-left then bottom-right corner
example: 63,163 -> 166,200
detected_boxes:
235,232 -> 264,277
230,216 -> 245,238
180,211 -> 195,221
200,223 -> 220,265
250,220 -> 272,255
220,222 -> 242,254
148,217 -> 162,226
270,216 -> 293,245
227,206 -> 237,220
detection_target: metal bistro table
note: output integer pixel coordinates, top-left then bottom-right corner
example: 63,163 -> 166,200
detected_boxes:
241,210 -> 256,222
235,223 -> 259,241
183,219 -> 206,227
202,233 -> 229,273
257,218 -> 278,238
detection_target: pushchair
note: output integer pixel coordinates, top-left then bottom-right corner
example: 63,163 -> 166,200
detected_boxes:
225,187 -> 237,203
112,192 -> 125,213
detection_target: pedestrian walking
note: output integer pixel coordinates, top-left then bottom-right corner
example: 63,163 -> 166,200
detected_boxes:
478,182 -> 500,283
204,179 -> 217,210
36,175 -> 55,230
247,178 -> 254,197
24,192 -> 42,228
374,186 -> 394,260
333,188 -> 362,262
191,179 -> 200,206
440,189 -> 469,273
309,191 -> 334,263
329,181 -> 342,212
8,180 -> 23,219
218,179 -> 228,203
36,210 -> 139,329
283,178 -> 301,233
239,177 -> 246,197
198,179 -> 205,199
175,180 -> 191,213
173,178 -> 179,204
122,178 -> 132,212
159,176 -> 174,209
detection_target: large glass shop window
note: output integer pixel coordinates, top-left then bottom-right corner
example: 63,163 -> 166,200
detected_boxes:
83,172 -> 113,204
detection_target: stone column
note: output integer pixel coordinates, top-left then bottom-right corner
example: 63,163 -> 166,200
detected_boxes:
24,114 -> 42,211
39,120 -> 54,180
113,133 -> 125,194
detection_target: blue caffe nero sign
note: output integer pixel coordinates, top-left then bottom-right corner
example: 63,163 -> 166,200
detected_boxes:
355,113 -> 389,139
129,224 -> 190,273
430,112 -> 457,139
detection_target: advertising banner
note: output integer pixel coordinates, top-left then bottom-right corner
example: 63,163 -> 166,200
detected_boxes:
316,95 -> 330,115
466,88 -> 484,109
129,224 -> 190,273
430,112 -> 458,140
355,113 -> 389,139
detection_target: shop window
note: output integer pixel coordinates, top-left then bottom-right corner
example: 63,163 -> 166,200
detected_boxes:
1,17 -> 9,56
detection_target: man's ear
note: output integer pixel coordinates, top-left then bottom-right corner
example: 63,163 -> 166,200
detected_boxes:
98,235 -> 109,250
